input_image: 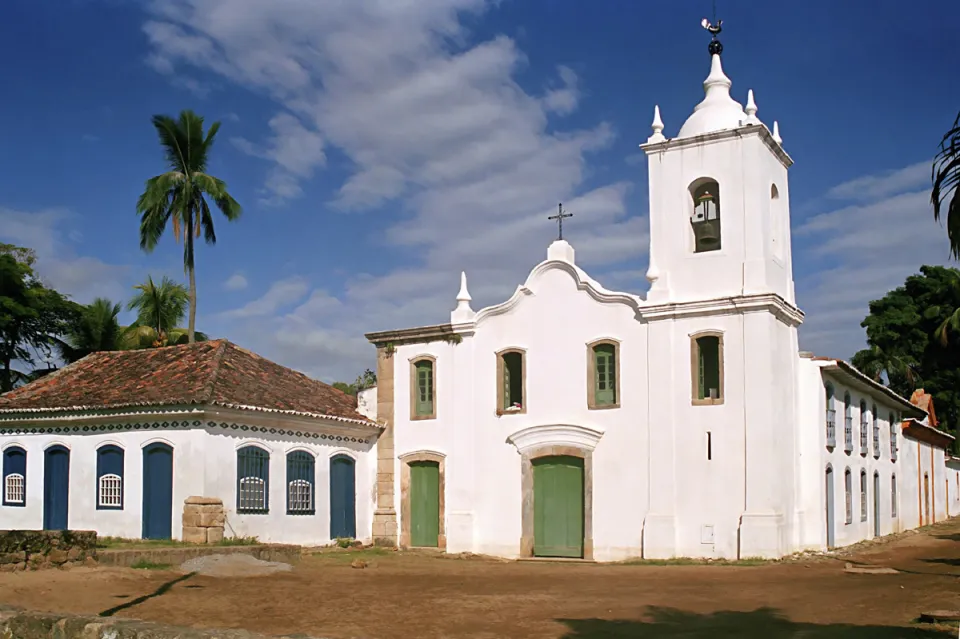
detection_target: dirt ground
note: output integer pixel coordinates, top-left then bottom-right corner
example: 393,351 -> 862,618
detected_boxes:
4,522 -> 960,638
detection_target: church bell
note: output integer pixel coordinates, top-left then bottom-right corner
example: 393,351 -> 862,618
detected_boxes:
695,219 -> 720,246
692,190 -> 720,247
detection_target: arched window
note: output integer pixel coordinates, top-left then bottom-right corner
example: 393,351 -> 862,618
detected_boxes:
96,445 -> 124,510
872,404 -> 880,458
889,412 -> 898,460
690,179 -> 722,253
497,349 -> 526,414
825,384 -> 836,447
286,450 -> 315,515
237,445 -> 270,514
410,357 -> 436,419
843,393 -> 853,452
859,400 -> 868,455
860,470 -> 868,522
770,183 -> 784,260
691,333 -> 723,405
844,468 -> 852,524
891,474 -> 897,517
588,340 -> 620,409
2,446 -> 26,507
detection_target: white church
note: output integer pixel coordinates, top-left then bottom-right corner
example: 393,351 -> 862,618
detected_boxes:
0,34 -> 957,561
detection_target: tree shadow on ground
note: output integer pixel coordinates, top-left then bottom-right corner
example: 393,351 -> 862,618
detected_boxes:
924,557 -> 960,567
558,607 -> 953,638
933,533 -> 960,542
99,572 -> 195,617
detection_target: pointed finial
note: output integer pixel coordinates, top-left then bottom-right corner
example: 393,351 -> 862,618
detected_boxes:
456,271 -> 471,303
772,120 -> 782,144
743,89 -> 759,125
647,105 -> 666,143
451,271 -> 475,323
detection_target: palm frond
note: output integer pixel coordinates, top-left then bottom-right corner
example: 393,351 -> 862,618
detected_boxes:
932,111 -> 960,259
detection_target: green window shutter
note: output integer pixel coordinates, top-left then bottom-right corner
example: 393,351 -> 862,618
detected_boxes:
502,356 -> 511,409
594,344 -> 615,405
697,341 -> 706,399
697,336 -> 720,400
415,361 -> 433,415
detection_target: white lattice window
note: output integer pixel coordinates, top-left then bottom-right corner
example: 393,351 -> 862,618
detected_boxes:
98,474 -> 122,508
287,479 -> 313,513
860,472 -> 868,522
239,477 -> 266,511
4,473 -> 24,504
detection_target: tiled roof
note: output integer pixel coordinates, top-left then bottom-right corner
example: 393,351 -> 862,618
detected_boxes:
0,340 -> 373,425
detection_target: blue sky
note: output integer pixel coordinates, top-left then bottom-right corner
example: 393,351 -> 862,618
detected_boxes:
1,0 -> 957,383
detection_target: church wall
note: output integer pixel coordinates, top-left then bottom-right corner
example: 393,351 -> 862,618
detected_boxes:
0,426 -> 206,539
388,266 -> 650,560
201,426 -> 376,546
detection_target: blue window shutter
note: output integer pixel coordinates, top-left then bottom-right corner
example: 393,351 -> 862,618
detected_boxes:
286,451 -> 316,515
3,447 -> 27,507
237,446 -> 270,514
95,445 -> 124,510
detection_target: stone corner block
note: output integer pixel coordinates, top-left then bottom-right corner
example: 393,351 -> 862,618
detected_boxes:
185,496 -> 224,506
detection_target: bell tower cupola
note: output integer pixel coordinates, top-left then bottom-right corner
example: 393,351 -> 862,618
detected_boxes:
640,21 -> 797,307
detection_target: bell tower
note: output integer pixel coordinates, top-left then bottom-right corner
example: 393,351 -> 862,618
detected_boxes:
640,28 -> 796,307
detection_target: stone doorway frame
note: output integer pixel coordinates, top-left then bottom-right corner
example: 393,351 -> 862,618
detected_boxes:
398,450 -> 446,550
507,424 -> 604,561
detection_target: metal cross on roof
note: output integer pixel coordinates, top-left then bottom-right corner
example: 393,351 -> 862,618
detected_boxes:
548,203 -> 573,241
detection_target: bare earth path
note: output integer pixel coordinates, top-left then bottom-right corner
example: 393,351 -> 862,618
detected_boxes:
3,521 -> 960,638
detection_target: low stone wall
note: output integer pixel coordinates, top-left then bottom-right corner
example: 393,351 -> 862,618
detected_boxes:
99,543 -> 301,568
0,530 -> 97,572
0,605 -> 328,638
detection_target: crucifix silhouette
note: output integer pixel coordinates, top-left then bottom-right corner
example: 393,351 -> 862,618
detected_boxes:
548,203 -> 573,241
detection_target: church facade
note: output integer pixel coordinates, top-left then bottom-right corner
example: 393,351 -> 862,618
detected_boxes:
361,49 -> 957,560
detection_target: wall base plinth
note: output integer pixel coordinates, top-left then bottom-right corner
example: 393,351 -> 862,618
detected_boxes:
738,512 -> 784,559
642,513 -> 676,558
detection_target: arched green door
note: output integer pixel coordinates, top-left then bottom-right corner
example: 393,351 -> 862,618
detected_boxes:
533,455 -> 584,558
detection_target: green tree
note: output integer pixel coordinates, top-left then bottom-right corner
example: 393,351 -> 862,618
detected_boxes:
933,110 -> 960,259
0,252 -> 80,392
122,275 -> 208,349
852,265 -> 960,435
332,368 -> 377,396
137,110 -> 242,343
58,297 -> 122,363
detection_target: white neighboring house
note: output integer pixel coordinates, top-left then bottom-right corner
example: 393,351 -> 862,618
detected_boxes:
358,46 -> 955,561
0,340 -> 381,546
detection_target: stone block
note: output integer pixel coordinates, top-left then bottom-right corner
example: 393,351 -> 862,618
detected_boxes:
182,526 -> 207,544
198,504 -> 224,514
199,511 -> 225,527
377,458 -> 395,474
66,547 -> 81,561
205,527 -> 224,545
46,549 -> 68,565
182,511 -> 201,528
182,504 -> 203,517
0,552 -> 25,565
185,496 -> 223,506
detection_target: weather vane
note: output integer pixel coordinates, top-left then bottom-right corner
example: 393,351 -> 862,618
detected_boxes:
701,16 -> 723,56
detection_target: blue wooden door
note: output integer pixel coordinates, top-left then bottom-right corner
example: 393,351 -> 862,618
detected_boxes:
142,443 -> 173,539
329,455 -> 356,539
43,446 -> 70,530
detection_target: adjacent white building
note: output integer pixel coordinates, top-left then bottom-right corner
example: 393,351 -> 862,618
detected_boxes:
0,40 -> 955,560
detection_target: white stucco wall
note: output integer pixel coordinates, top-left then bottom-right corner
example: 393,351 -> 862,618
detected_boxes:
0,418 -> 377,546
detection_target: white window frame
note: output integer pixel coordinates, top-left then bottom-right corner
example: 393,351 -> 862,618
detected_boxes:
287,478 -> 313,514
98,473 -> 122,508
4,473 -> 24,504
239,476 -> 267,512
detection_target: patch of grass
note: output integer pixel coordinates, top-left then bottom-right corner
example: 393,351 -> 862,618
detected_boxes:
130,559 -> 173,570
617,556 -> 773,567
97,537 -> 195,550
308,546 -> 394,562
217,535 -> 259,546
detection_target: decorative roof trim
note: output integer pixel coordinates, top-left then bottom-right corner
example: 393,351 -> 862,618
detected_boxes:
902,417 -> 955,449
364,323 -> 458,347
640,293 -> 804,325
814,358 -> 925,418
640,124 -> 793,168
0,402 -> 379,431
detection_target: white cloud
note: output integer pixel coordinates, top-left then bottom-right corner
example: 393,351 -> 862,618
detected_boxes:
224,273 -> 248,291
825,160 -> 930,202
231,112 -> 325,204
795,164 -> 953,361
542,65 -> 580,116
145,0 -> 639,381
220,276 -> 309,319
0,207 -> 129,304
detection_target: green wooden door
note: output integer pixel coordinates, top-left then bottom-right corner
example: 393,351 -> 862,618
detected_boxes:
533,456 -> 584,558
410,461 -> 440,547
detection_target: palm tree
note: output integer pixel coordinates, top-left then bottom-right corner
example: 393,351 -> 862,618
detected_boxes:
933,269 -> 960,347
137,110 -> 241,343
58,297 -> 122,363
851,344 -> 920,389
932,110 -> 960,260
124,275 -> 190,348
